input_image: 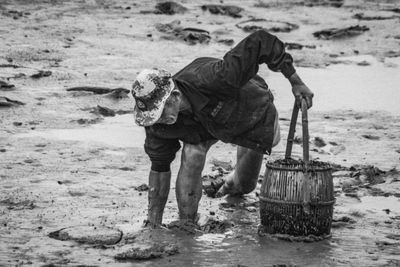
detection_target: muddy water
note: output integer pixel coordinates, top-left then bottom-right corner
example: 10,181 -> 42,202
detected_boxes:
16,114 -> 145,148
268,56 -> 400,114
117,194 -> 398,267
5,81 -> 400,265
80,193 -> 399,267
14,56 -> 400,152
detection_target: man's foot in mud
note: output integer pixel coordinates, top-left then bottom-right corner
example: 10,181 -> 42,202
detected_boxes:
142,219 -> 169,230
167,219 -> 200,234
215,178 -> 242,198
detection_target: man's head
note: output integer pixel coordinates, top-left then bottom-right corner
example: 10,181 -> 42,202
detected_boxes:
132,68 -> 182,126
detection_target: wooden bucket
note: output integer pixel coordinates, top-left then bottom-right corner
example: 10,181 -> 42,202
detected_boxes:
259,99 -> 335,237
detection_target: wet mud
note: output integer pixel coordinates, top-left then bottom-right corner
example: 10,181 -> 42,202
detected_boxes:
1,0 -> 400,266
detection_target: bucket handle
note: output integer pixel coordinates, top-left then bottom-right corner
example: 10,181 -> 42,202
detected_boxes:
284,98 -> 311,213
284,97 -> 309,165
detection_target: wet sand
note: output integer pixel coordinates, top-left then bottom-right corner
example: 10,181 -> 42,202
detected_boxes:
1,0 -> 400,266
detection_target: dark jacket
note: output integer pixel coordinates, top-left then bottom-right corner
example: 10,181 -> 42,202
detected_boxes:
144,30 -> 295,171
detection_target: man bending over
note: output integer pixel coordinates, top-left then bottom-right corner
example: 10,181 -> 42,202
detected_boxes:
131,30 -> 314,228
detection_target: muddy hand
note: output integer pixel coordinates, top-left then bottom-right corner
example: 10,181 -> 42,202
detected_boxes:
289,72 -> 314,109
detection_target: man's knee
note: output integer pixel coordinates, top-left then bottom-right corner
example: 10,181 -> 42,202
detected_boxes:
181,141 -> 214,169
234,146 -> 263,194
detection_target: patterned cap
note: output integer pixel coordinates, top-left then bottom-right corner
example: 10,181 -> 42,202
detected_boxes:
132,68 -> 174,126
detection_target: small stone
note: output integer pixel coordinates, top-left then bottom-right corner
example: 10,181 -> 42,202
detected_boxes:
135,184 -> 149,191
13,122 -> 23,126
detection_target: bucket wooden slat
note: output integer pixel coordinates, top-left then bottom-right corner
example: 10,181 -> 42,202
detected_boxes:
260,99 -> 335,237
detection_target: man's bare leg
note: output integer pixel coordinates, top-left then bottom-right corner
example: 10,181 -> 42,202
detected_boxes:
217,109 -> 280,197
216,146 -> 263,197
176,140 -> 215,222
147,170 -> 171,227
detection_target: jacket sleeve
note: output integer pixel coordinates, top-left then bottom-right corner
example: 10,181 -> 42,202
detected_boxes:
144,127 -> 181,172
212,30 -> 295,92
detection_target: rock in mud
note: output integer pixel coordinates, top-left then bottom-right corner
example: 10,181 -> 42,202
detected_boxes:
155,1 -> 187,15
72,118 -> 103,125
255,0 -> 343,8
349,165 -> 386,185
304,0 -> 344,8
155,19 -> 181,33
0,199 -> 36,210
90,105 -> 116,117
0,81 -> 15,90
386,234 -> 400,241
314,137 -> 327,147
201,5 -> 243,18
49,225 -> 122,245
179,28 -> 211,45
357,60 -> 370,66
134,184 -> 149,192
202,169 -> 225,198
387,8 -> 400,14
0,96 -> 25,107
66,86 -> 129,95
331,216 -> 356,228
362,134 -> 380,140
30,70 -> 52,79
352,13 -> 398,21
105,88 -> 130,99
115,243 -> 179,260
384,50 -> 400,58
236,18 -> 299,33
217,39 -> 235,46
156,20 -> 211,45
313,25 -> 369,40
285,42 -> 316,50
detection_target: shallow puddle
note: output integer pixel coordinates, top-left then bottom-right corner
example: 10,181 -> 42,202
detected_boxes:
16,114 -> 145,148
269,55 -> 400,114
14,56 -> 400,150
337,195 -> 400,218
144,195 -> 400,266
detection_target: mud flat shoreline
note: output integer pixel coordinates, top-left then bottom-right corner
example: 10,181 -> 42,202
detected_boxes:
1,0 -> 400,266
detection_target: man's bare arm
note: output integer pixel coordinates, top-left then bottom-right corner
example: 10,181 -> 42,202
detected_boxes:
147,170 -> 171,227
